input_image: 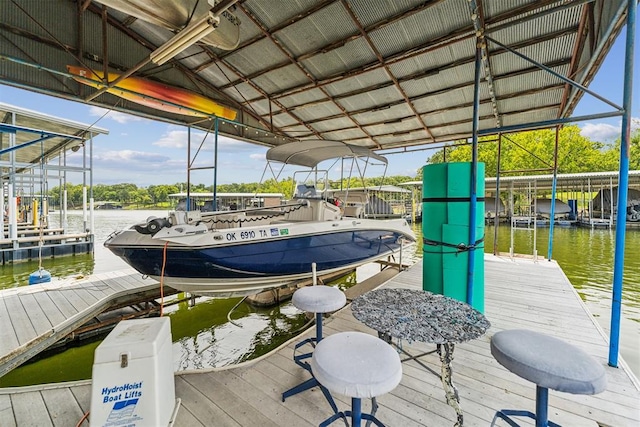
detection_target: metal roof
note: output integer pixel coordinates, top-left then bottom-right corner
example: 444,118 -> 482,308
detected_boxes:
485,170 -> 640,193
0,102 -> 108,176
0,0 -> 634,153
402,170 -> 640,192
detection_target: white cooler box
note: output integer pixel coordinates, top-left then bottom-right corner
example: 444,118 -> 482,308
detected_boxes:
90,317 -> 176,427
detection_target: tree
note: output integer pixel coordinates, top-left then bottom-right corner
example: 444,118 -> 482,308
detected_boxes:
423,125 -> 618,176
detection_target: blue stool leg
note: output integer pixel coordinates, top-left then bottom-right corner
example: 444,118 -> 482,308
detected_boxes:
536,386 -> 548,427
283,312 -> 339,414
491,385 -> 560,427
352,397 -> 362,426
315,312 -> 323,342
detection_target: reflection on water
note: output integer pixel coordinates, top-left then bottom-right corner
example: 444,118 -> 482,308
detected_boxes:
0,208 -> 371,387
482,223 -> 640,376
0,268 -> 359,387
169,296 -> 308,371
1,211 -> 638,386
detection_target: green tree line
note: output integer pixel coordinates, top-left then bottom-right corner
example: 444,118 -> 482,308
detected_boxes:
47,176 -> 413,208
418,124 -> 639,177
47,124 -> 637,208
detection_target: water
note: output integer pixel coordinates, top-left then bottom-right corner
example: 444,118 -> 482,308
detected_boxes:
483,224 -> 640,376
0,211 -> 638,386
0,210 -> 381,387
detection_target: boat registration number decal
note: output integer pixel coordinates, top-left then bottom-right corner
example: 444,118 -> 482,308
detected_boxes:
225,228 -> 286,241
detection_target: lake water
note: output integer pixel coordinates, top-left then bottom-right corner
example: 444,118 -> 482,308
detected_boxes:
0,210 -> 638,386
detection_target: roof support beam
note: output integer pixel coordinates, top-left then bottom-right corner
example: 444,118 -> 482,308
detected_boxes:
486,35 -> 622,111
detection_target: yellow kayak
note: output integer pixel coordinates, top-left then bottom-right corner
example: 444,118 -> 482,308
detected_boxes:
67,65 -> 236,120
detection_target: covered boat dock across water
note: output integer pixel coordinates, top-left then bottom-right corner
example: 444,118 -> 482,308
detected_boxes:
0,103 -> 108,264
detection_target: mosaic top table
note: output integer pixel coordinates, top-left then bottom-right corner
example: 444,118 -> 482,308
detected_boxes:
351,287 -> 491,427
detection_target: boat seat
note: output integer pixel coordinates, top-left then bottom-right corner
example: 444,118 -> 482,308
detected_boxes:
310,331 -> 402,427
282,285 -> 346,412
490,329 -> 607,427
284,204 -> 315,221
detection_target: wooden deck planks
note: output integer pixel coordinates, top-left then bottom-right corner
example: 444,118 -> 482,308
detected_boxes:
0,257 -> 639,427
17,292 -> 54,335
0,296 -> 20,356
0,268 -> 164,377
213,368 -> 315,426
174,375 -> 242,427
182,372 -> 281,426
41,388 -> 86,427
10,390 -> 53,427
30,290 -> 67,327
0,394 -> 15,427
2,294 -> 37,345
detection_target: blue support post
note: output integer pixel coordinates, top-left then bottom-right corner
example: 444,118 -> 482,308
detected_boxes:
547,128 -> 560,261
466,42 -> 482,306
609,0 -> 635,368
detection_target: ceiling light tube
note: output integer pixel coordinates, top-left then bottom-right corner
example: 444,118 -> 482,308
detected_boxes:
150,12 -> 220,65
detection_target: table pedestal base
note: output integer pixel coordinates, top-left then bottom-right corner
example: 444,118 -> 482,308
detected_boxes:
438,343 -> 463,426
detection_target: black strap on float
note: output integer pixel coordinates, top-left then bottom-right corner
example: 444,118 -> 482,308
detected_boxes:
421,196 -> 485,254
423,237 -> 485,255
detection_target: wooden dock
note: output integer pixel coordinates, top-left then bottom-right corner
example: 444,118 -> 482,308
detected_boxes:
0,271 -> 178,377
0,231 -> 94,264
1,256 -> 639,426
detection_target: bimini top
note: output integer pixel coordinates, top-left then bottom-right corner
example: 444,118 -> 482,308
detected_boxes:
266,140 -> 388,168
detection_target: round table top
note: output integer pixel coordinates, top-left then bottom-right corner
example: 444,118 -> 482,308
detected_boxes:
351,288 -> 490,344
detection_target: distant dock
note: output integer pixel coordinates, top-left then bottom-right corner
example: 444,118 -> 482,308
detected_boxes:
1,224 -> 93,264
0,256 -> 638,426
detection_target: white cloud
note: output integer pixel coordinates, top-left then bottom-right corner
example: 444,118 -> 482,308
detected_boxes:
97,149 -> 169,164
88,106 -> 144,124
152,129 -> 188,149
152,127 -> 258,152
580,117 -> 640,142
580,122 -> 620,141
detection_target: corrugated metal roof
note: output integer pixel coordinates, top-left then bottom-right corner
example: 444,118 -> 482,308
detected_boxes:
0,103 -> 108,170
0,0 -> 634,154
485,170 -> 640,193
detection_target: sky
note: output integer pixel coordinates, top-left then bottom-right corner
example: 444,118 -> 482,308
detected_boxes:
1,26 -> 638,188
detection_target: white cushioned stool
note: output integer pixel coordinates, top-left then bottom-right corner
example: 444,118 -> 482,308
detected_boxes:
311,331 -> 402,427
282,285 -> 346,411
491,329 -> 607,427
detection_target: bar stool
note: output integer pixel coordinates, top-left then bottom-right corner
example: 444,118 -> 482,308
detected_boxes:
490,329 -> 607,427
311,331 -> 402,427
282,285 -> 346,410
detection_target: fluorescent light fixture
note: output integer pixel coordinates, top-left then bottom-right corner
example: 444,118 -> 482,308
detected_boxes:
150,12 -> 220,65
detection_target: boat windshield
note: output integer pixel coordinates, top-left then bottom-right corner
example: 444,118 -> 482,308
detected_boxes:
292,169 -> 329,200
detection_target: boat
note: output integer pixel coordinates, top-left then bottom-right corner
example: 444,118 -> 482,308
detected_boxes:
485,196 -> 505,214
104,141 -> 416,297
332,185 -> 411,219
484,196 -> 505,224
591,187 -> 640,221
532,198 -> 571,216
